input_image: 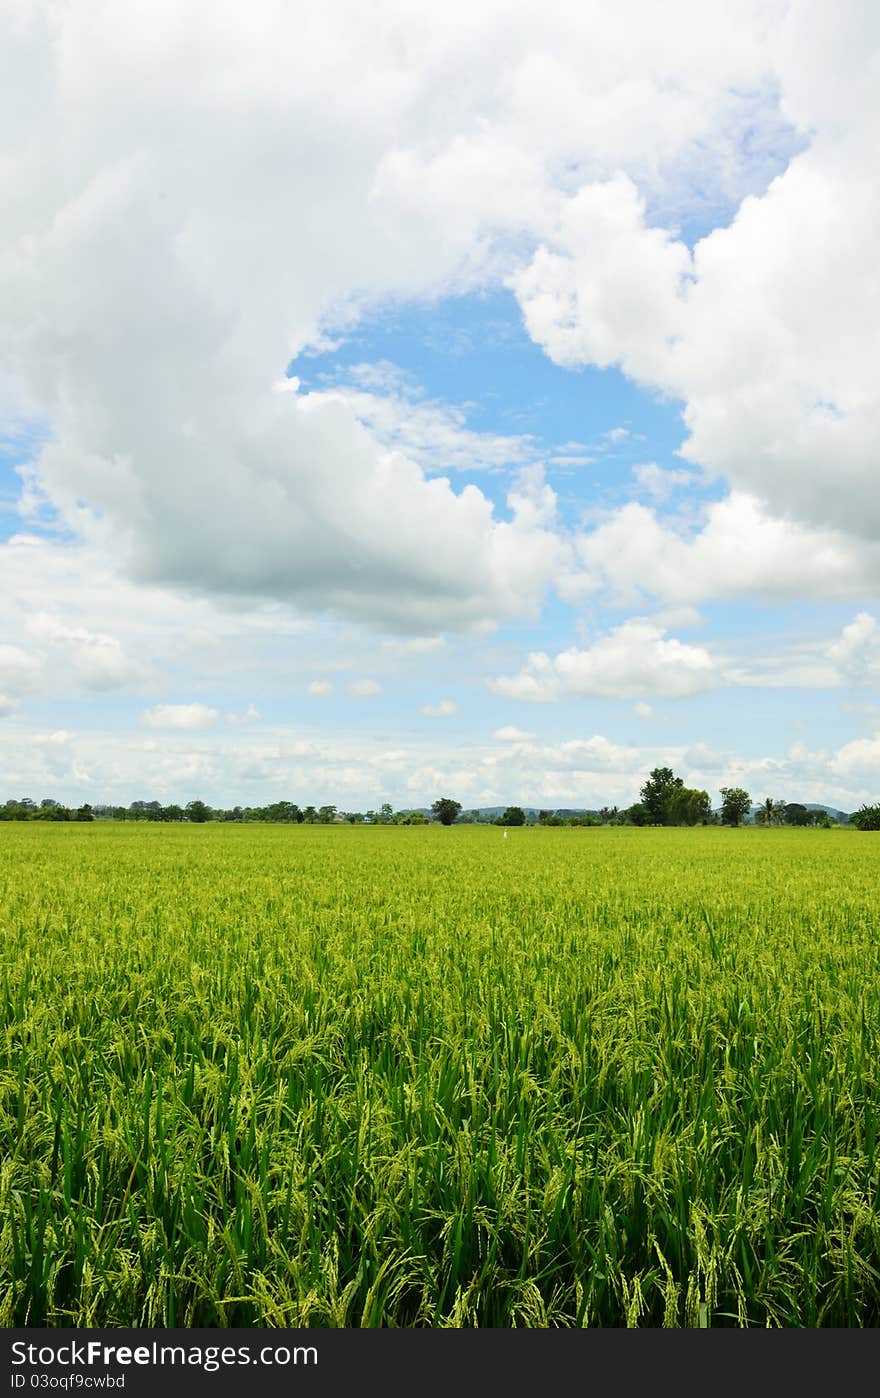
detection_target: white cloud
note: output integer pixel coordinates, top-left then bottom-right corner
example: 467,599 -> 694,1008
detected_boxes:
510,175 -> 693,383
0,694 -> 16,717
307,681 -> 335,698
421,700 -> 457,717
226,704 -> 260,724
827,612 -> 880,687
569,494 -> 880,607
0,0 -> 803,635
492,610 -> 880,702
831,734 -> 880,779
510,3 -> 880,545
1,707 -> 878,813
142,704 -> 219,729
26,611 -> 152,691
632,463 -> 699,501
0,532 -> 361,718
1,0 -> 878,798
348,679 -> 381,698
312,371 -> 538,474
494,725 -> 535,741
724,613 -> 880,692
381,636 -> 446,656
0,643 -> 41,694
490,617 -> 719,701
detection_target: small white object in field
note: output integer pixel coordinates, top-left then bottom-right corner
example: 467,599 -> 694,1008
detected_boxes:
503,829 -> 508,839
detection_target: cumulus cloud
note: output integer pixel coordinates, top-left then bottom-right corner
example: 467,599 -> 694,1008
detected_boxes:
421,700 -> 457,717
0,643 -> 42,695
568,494 -> 880,607
0,531 -> 352,714
721,612 -> 880,692
494,725 -> 535,741
2,704 -> 879,812
2,0 -> 879,801
348,679 -> 382,698
510,1 -> 880,543
510,175 -> 693,384
490,618 -> 719,701
492,610 -> 880,702
26,611 -> 152,691
831,734 -> 880,779
827,612 -> 880,687
307,681 -> 334,698
0,0 -> 808,635
142,704 -> 219,729
632,463 -> 699,501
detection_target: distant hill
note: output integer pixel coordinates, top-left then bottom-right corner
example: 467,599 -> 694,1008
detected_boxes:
461,806 -> 599,820
805,803 -> 853,823
736,802 -> 853,823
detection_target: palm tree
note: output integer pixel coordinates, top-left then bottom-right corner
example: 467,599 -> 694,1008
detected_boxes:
757,796 -> 782,826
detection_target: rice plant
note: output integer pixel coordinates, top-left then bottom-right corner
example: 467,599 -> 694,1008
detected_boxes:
1,822 -> 879,1326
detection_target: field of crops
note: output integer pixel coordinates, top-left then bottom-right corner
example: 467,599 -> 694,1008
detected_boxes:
2,822 -> 880,1327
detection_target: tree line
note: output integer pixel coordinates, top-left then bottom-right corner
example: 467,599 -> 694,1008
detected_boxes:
595,769 -> 866,828
2,778 -> 878,828
0,798 -> 96,822
0,797 -> 425,825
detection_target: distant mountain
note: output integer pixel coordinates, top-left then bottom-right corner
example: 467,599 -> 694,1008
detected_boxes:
804,803 -> 853,822
461,806 -> 599,819
738,802 -> 853,823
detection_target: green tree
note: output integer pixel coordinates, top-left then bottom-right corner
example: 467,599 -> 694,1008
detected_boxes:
667,786 -> 712,826
185,799 -> 211,823
501,805 -> 526,826
719,787 -> 751,827
431,797 -> 461,826
640,767 -> 684,825
755,797 -> 783,826
782,802 -> 810,827
851,803 -> 880,830
264,801 -> 303,823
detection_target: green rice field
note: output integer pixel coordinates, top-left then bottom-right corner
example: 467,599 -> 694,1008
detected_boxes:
2,822 -> 880,1327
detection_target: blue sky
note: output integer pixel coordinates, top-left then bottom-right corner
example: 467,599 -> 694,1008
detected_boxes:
2,1 -> 879,811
